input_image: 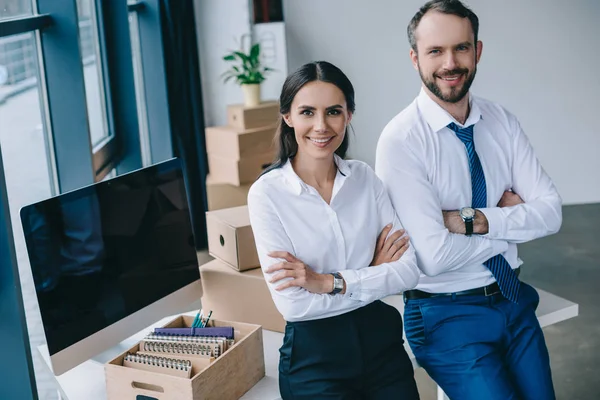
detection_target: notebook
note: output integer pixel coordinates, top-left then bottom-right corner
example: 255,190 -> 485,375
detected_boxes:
154,326 -> 234,339
121,325 -> 235,378
123,353 -> 193,378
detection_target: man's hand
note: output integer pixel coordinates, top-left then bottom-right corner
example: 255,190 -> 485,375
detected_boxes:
498,190 -> 524,207
443,210 -> 489,235
266,251 -> 341,294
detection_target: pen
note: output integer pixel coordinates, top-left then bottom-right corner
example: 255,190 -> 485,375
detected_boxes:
202,310 -> 213,328
192,309 -> 203,328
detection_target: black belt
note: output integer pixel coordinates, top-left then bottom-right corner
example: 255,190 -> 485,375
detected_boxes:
403,268 -> 521,301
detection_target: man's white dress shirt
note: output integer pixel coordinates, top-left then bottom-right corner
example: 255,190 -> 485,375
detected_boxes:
375,89 -> 562,294
247,155 -> 420,322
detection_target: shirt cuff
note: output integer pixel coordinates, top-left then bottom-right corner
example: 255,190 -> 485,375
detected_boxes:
338,269 -> 362,301
478,207 -> 506,240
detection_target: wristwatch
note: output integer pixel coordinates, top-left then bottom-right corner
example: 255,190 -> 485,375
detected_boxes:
459,207 -> 476,236
329,272 -> 344,295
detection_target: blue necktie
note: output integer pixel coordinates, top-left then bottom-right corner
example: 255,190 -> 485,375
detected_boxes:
448,122 -> 520,303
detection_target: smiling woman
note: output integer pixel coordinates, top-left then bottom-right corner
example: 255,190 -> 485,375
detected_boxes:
262,61 -> 354,175
285,80 -> 350,162
247,61 -> 421,399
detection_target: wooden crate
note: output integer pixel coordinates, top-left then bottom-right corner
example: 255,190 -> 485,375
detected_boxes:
105,317 -> 265,400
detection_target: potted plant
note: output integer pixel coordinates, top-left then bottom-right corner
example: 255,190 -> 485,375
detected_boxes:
222,42 -> 273,107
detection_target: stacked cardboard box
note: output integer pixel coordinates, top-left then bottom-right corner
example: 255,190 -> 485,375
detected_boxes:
201,102 -> 285,331
202,205 -> 286,333
205,101 -> 279,210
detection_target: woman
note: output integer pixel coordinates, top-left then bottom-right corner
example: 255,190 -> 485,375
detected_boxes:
247,61 -> 420,399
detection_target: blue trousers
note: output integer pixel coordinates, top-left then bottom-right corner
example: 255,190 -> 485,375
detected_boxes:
404,282 -> 555,400
279,300 -> 420,399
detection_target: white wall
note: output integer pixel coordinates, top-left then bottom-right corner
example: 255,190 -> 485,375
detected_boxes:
194,0 -> 288,127
195,0 -> 251,127
282,0 -> 600,205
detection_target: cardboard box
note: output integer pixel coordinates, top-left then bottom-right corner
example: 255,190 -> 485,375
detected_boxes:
105,317 -> 265,400
206,174 -> 251,211
200,259 -> 285,333
226,101 -> 279,130
205,124 -> 277,161
208,152 -> 273,186
206,205 -> 259,271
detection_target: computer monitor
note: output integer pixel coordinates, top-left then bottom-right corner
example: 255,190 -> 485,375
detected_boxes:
20,158 -> 204,375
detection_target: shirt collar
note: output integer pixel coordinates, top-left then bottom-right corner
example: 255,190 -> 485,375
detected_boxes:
416,87 -> 483,132
280,154 -> 351,196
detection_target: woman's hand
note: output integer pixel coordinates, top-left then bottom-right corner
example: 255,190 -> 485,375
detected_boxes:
266,251 -> 333,294
371,224 -> 410,266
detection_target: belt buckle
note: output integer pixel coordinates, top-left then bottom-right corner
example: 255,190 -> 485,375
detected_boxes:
484,285 -> 499,297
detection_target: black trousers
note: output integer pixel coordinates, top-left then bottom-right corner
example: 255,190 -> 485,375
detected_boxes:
279,300 -> 420,400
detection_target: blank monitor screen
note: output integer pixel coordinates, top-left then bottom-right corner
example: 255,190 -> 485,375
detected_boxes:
20,158 -> 200,356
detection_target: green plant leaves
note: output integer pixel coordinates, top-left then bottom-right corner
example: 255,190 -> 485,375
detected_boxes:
222,41 -> 272,86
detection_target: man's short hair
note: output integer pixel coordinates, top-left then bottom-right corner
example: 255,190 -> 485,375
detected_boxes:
407,0 -> 479,53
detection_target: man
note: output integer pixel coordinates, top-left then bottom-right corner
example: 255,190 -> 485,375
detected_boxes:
375,1 -> 562,399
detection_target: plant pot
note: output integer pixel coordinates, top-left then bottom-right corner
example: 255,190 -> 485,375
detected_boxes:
242,84 -> 261,107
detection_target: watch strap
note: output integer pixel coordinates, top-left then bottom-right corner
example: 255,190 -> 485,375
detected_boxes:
329,272 -> 343,295
465,218 -> 473,236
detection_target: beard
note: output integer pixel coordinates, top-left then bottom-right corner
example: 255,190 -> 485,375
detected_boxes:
419,64 -> 477,104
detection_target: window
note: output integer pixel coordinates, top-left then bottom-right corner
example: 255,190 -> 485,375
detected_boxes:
0,0 -> 32,20
0,1 -> 149,396
128,10 -> 151,167
0,28 -> 58,400
75,0 -> 109,149
1,1 -> 184,395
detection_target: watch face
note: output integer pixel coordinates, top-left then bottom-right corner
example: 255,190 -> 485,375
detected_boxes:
461,207 -> 475,218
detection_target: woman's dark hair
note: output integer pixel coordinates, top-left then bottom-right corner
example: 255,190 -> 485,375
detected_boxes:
262,61 -> 355,175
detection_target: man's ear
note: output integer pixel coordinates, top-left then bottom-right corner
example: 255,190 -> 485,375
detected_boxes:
409,48 -> 419,71
475,40 -> 483,64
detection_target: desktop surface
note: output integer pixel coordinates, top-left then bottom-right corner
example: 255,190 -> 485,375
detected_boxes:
41,289 -> 578,400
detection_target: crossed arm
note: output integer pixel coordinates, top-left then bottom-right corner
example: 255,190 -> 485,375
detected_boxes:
375,118 -> 562,276
247,180 -> 419,322
442,121 -> 562,242
443,190 -> 525,234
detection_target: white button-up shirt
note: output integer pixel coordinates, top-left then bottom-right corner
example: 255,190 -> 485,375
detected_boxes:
247,155 -> 420,322
375,89 -> 562,294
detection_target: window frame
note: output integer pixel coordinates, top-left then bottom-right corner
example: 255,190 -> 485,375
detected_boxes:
0,1 -> 175,396
127,0 -> 173,164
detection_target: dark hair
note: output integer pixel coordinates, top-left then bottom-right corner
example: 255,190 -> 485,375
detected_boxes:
407,0 -> 479,53
262,61 -> 355,175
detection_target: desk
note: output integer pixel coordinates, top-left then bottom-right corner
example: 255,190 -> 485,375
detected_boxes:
43,287 -> 578,400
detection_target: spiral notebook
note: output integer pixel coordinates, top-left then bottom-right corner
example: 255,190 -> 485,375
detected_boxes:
121,326 -> 235,378
139,339 -> 219,358
123,353 -> 193,378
